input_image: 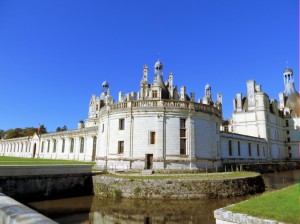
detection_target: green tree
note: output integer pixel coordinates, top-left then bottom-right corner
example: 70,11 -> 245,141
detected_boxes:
62,125 -> 67,131
0,129 -> 5,139
38,124 -> 47,134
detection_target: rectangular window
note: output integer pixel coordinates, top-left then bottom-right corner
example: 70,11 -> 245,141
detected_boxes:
150,132 -> 155,144
180,129 -> 186,137
257,144 -> 260,157
180,139 -> 186,155
224,127 -> 229,132
228,140 -> 233,156
180,119 -> 186,155
263,146 -> 265,157
285,120 -> 289,127
238,141 -> 241,156
287,130 -> 289,135
180,119 -> 186,128
152,90 -> 158,98
287,138 -> 290,142
248,143 -> 252,156
118,141 -> 124,154
119,119 -> 125,130
62,139 -> 65,153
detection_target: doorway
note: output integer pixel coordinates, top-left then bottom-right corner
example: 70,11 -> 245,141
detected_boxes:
146,154 -> 153,169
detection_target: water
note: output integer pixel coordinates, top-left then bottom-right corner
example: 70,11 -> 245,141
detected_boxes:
28,170 -> 300,224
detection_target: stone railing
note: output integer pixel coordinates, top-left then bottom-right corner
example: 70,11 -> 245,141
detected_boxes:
101,100 -> 222,117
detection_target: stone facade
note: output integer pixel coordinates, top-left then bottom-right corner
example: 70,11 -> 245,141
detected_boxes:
0,61 -> 299,169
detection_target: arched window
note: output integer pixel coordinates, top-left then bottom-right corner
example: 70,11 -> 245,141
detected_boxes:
62,139 -> 65,153
53,139 -> 56,153
47,140 -> 50,153
80,138 -> 84,153
41,141 -> 44,153
70,138 -> 74,153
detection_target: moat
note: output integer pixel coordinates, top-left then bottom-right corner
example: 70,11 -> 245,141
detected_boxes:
27,169 -> 299,224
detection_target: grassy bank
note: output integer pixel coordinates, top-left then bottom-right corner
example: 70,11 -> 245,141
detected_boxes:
227,184 -> 299,224
105,171 -> 259,180
0,156 -> 94,165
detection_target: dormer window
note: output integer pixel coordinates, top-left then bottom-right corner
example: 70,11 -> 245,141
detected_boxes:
153,90 -> 158,98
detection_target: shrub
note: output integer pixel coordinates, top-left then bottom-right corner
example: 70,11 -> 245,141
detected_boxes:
112,188 -> 123,198
134,187 -> 141,195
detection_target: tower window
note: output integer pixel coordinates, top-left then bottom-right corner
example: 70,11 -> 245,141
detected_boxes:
180,119 -> 186,155
285,120 -> 289,127
118,141 -> 124,154
150,132 -> 155,144
119,119 -> 125,130
180,139 -> 186,155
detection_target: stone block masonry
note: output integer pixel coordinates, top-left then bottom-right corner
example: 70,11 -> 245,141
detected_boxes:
0,193 -> 57,224
0,165 -> 94,202
93,174 -> 265,199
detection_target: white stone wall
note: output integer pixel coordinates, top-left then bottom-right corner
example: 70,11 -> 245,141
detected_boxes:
221,132 -> 268,162
0,127 -> 98,162
96,103 -> 222,169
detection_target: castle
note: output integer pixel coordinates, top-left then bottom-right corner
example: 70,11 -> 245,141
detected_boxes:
0,61 -> 299,169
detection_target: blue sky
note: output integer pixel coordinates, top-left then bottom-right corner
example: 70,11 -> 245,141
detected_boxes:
0,0 -> 298,132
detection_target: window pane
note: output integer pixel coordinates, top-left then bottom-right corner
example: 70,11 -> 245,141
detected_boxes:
180,119 -> 186,128
180,139 -> 186,154
180,129 -> 186,137
150,132 -> 155,144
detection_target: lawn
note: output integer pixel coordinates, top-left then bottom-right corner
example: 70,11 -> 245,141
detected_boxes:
227,184 -> 299,224
105,171 -> 260,180
0,156 -> 95,165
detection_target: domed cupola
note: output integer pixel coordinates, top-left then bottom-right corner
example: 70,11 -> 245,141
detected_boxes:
154,60 -> 163,75
283,68 -> 294,85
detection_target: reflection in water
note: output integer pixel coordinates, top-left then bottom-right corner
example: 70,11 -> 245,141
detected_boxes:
89,196 -> 247,224
29,170 -> 300,224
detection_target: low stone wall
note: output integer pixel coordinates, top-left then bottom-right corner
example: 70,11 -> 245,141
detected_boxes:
224,162 -> 298,173
93,174 -> 265,199
0,165 -> 92,176
0,193 -> 57,224
214,206 -> 282,224
0,165 -> 94,202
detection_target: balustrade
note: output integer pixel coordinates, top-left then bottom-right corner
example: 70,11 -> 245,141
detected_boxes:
100,100 -> 221,117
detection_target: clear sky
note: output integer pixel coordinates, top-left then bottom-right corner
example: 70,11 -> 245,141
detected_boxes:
0,0 -> 298,132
